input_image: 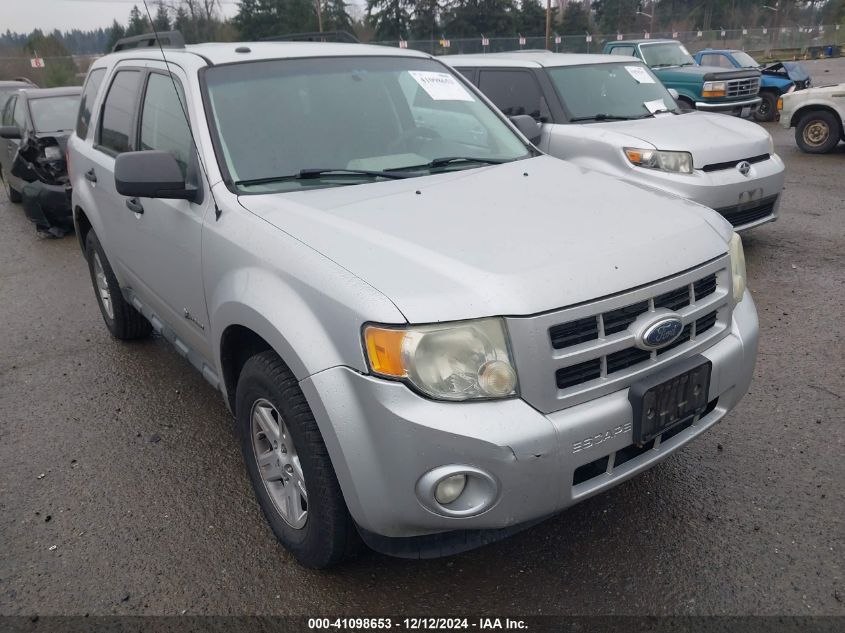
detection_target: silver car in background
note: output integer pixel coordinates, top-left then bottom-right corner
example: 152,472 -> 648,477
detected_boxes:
445,52 -> 786,231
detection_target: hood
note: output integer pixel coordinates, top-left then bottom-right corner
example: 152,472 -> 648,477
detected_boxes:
592,111 -> 772,169
238,156 -> 730,324
653,65 -> 758,81
763,61 -> 810,83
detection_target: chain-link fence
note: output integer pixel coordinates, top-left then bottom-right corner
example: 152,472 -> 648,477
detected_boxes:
377,25 -> 845,59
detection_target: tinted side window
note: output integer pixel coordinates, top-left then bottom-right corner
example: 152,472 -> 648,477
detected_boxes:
139,73 -> 193,178
610,46 -> 636,56
99,70 -> 142,154
700,54 -> 730,68
478,70 -> 542,119
76,68 -> 107,139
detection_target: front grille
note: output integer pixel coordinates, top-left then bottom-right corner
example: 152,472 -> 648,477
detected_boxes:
716,194 -> 778,228
505,256 -> 733,414
726,76 -> 760,98
702,153 -> 770,172
572,398 -> 719,486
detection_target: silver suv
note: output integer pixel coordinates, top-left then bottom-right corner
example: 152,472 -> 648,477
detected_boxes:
69,36 -> 759,568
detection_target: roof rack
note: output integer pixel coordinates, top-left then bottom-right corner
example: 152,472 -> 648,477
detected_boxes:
112,31 -> 186,53
261,30 -> 360,44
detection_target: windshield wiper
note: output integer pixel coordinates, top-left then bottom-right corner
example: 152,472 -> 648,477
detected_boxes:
386,156 -> 510,171
236,168 -> 410,187
569,114 -> 636,122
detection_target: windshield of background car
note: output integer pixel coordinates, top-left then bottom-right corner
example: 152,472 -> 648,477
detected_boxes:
730,51 -> 760,68
640,42 -> 696,67
203,56 -> 531,193
548,62 -> 678,119
29,95 -> 80,132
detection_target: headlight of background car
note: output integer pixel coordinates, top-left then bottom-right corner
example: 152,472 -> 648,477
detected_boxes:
729,232 -> 747,303
624,148 -> 693,174
364,318 -> 518,401
702,80 -> 727,97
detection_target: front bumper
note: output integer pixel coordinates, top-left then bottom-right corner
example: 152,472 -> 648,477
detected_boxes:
622,154 -> 785,231
695,96 -> 762,117
21,181 -> 72,229
300,292 -> 759,552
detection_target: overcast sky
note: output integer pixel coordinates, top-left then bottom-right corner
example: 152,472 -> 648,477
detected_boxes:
2,0 -> 241,33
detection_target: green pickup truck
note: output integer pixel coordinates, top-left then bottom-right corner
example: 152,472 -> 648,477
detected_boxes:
603,39 -> 762,117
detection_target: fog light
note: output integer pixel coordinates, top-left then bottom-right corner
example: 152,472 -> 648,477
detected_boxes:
434,474 -> 467,505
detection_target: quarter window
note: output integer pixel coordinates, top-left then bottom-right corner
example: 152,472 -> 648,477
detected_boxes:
478,70 -> 543,120
139,73 -> 193,178
99,70 -> 142,154
1,96 -> 16,126
609,46 -> 636,56
13,95 -> 26,129
76,68 -> 107,139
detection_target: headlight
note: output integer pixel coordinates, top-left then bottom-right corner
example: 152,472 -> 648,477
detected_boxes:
43,145 -> 62,161
729,232 -> 747,303
702,81 -> 727,97
624,148 -> 693,174
364,318 -> 518,401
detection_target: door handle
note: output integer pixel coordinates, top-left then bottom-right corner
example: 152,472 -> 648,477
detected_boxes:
125,197 -> 144,214
84,168 -> 97,183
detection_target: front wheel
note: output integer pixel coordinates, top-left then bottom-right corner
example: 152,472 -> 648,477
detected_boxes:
795,110 -> 841,154
235,351 -> 361,568
753,91 -> 778,123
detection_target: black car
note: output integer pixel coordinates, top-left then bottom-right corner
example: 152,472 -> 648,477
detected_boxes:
0,86 -> 81,236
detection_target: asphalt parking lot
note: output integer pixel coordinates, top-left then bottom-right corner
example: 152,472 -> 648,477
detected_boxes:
1,57 -> 843,618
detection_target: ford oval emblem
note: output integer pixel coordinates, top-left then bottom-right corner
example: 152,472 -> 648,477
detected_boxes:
642,317 -> 684,349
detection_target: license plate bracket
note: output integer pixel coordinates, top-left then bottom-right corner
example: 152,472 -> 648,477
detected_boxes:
628,355 -> 712,445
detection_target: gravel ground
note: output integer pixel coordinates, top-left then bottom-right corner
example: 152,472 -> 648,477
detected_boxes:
0,57 -> 843,618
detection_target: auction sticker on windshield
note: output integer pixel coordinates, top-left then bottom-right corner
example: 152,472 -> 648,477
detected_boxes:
625,66 -> 655,84
409,71 -> 475,101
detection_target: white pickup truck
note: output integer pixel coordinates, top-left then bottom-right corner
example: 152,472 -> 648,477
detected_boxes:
779,82 -> 845,153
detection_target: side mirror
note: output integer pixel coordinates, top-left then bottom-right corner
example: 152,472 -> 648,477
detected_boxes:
509,115 -> 542,144
0,125 -> 21,140
667,88 -> 680,101
114,150 -> 197,201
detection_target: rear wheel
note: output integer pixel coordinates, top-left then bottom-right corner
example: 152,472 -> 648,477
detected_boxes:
85,231 -> 152,340
235,351 -> 361,568
795,110 -> 841,154
0,166 -> 22,203
753,91 -> 779,123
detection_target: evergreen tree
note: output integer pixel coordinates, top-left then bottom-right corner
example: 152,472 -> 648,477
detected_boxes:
410,0 -> 440,40
442,0 -> 518,38
105,19 -> 126,52
26,32 -> 78,87
516,0 -> 546,35
235,0 -> 318,40
558,1 -> 591,34
153,2 -> 172,31
126,5 -> 151,37
323,0 -> 355,33
366,0 -> 412,40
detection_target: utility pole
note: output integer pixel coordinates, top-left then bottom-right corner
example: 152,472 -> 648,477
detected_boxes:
546,0 -> 552,50
316,0 -> 323,33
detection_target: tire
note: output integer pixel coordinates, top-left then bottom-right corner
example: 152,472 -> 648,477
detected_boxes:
235,351 -> 361,568
753,91 -> 778,123
795,110 -> 841,154
0,166 -> 22,203
85,231 -> 152,340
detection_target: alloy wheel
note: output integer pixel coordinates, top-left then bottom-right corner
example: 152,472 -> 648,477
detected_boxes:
92,252 -> 114,320
251,398 -> 308,529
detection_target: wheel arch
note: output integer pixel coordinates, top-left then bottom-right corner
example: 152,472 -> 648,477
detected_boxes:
791,104 -> 843,132
73,205 -> 93,253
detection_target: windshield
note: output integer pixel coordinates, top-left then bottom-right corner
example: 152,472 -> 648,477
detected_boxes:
29,95 -> 80,132
730,51 -> 760,68
204,56 -> 531,193
548,63 -> 678,120
640,42 -> 696,68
